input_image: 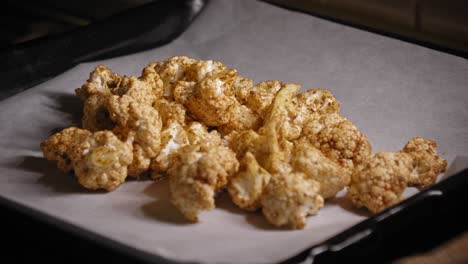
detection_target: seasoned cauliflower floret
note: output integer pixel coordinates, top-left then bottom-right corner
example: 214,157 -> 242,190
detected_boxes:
263,83 -> 302,141
245,80 -> 283,118
291,143 -> 350,199
82,95 -> 115,132
145,56 -> 227,100
68,131 -> 133,191
75,65 -> 121,101
177,70 -> 238,126
168,144 -> 239,221
139,64 -> 164,100
109,75 -> 160,107
402,137 -> 447,187
151,122 -> 189,178
228,152 -> 271,211
218,104 -> 261,135
186,122 -> 221,146
41,127 -> 92,172
153,99 -> 188,127
231,76 -> 254,105
261,173 -> 324,229
185,59 -> 227,82
79,67 -> 162,133
295,89 -> 340,120
145,56 -> 196,99
347,152 -> 412,213
230,122 -> 293,174
299,113 -> 371,170
112,102 -> 162,176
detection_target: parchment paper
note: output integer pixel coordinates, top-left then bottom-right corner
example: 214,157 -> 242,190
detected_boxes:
1,1 -> 468,263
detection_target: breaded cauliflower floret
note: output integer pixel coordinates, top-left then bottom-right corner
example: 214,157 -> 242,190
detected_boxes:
186,122 -> 222,146
228,152 -> 271,211
295,89 -> 340,120
79,68 -> 162,132
299,113 -> 371,170
41,127 -> 92,172
261,173 -> 324,229
145,56 -> 196,99
230,122 -> 293,174
109,75 -> 160,107
176,70 -> 238,126
168,144 -> 239,221
82,95 -> 115,132
185,59 -> 227,82
218,104 -> 261,135
245,80 -> 283,118
291,143 -> 350,199
402,137 -> 447,187
68,131 -> 133,191
151,122 -> 189,178
75,65 -> 121,101
112,102 -> 162,176
145,56 -> 227,100
139,64 -> 164,100
229,129 -> 261,157
347,152 -> 412,213
263,83 -> 302,141
231,76 -> 254,105
153,99 -> 188,127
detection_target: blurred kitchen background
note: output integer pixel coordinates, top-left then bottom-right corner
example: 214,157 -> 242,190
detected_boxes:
2,0 -> 467,56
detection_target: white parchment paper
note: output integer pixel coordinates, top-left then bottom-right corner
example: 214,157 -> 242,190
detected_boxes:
1,1 -> 467,263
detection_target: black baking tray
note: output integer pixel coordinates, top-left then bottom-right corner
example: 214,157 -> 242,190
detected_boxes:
1,1 -> 467,263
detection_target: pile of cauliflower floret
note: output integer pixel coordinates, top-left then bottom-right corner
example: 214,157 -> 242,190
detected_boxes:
41,56 -> 447,229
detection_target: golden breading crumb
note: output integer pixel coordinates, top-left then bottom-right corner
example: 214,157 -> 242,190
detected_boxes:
346,152 -> 412,213
112,102 -> 162,176
75,65 -> 121,101
153,99 -> 188,127
228,152 -> 271,211
68,131 -> 133,191
82,95 -> 115,132
402,137 -> 447,187
261,173 -> 324,229
299,113 -> 371,170
291,142 -> 350,199
41,127 -> 92,172
168,144 -> 239,221
151,122 -> 189,177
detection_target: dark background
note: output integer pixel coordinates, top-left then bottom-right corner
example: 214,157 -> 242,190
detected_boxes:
1,0 -> 153,48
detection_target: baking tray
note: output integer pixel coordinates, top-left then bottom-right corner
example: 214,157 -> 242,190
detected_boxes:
1,0 -> 467,263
